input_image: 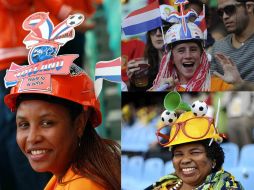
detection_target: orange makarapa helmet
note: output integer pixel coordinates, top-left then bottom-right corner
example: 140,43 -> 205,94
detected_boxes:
4,64 -> 102,127
4,12 -> 102,127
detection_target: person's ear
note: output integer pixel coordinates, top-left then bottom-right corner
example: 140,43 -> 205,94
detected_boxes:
212,160 -> 216,169
75,110 -> 89,138
245,2 -> 254,14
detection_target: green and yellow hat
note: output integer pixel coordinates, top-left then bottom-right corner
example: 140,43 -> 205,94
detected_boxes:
157,92 -> 222,147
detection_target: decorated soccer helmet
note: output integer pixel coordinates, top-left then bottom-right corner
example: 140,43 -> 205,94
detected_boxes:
4,12 -> 101,127
165,22 -> 204,45
156,92 -> 222,147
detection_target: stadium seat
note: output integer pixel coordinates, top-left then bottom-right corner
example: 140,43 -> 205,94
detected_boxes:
122,156 -> 144,190
239,144 -> 254,168
221,142 -> 239,170
137,158 -> 164,189
121,155 -> 129,177
229,167 -> 254,190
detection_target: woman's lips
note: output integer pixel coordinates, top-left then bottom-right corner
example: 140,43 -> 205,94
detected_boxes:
181,167 -> 196,177
27,149 -> 51,161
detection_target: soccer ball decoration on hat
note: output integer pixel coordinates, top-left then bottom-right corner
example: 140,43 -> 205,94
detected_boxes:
67,13 -> 84,27
156,91 -> 222,147
191,100 -> 208,116
161,110 -> 177,125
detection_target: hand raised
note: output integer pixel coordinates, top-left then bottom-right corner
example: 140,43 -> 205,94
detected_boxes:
213,53 -> 243,84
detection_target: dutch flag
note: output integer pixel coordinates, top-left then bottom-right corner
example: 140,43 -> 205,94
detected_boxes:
122,1 -> 162,36
94,57 -> 121,97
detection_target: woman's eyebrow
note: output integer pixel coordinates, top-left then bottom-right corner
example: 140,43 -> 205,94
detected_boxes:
190,147 -> 203,151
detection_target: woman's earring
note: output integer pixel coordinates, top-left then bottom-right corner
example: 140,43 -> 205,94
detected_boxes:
78,137 -> 81,147
212,163 -> 216,169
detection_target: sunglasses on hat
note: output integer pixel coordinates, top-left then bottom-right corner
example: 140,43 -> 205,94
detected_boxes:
217,3 -> 244,17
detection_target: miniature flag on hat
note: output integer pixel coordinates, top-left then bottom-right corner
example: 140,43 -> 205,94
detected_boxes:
94,57 -> 121,98
122,1 -> 162,35
194,4 -> 207,40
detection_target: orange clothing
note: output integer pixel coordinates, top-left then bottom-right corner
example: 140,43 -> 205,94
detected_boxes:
177,76 -> 233,91
0,0 -> 95,71
64,0 -> 95,17
0,1 -> 32,71
44,167 -> 105,190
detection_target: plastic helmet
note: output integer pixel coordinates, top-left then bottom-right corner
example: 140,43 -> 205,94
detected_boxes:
4,64 -> 102,127
165,22 -> 204,45
4,12 -> 101,127
163,111 -> 222,147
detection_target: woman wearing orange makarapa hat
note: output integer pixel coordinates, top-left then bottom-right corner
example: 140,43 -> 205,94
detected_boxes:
145,91 -> 244,190
4,12 -> 120,190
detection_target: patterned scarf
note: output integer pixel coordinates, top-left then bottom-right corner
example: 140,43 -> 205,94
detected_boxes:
152,50 -> 211,91
145,169 -> 244,190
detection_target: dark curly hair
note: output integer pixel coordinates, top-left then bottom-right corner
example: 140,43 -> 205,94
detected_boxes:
172,139 -> 225,172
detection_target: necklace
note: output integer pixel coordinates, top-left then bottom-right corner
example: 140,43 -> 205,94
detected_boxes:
169,179 -> 182,190
234,36 -> 246,46
193,182 -> 205,190
168,180 -> 206,190
234,32 -> 254,46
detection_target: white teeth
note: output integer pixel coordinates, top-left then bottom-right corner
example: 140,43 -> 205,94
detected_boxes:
31,150 -> 47,155
182,168 -> 195,172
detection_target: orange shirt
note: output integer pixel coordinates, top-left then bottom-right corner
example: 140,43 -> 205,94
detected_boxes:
177,76 -> 233,91
44,168 -> 105,190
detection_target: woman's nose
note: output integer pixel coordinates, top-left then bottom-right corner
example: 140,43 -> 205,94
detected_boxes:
180,156 -> 192,165
27,126 -> 42,144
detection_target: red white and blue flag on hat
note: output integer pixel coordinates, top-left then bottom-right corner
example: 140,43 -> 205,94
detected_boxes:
94,57 -> 121,97
122,1 -> 162,36
194,5 -> 207,39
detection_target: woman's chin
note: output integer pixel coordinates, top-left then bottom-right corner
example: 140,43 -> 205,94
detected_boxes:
29,161 -> 50,173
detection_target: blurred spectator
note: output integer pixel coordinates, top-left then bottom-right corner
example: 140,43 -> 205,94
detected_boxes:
122,104 -> 136,127
122,1 -> 172,91
222,92 -> 254,147
126,24 -> 169,91
211,0 -> 254,82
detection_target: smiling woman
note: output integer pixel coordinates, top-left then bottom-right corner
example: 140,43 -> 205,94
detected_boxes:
4,66 -> 121,190
145,92 -> 244,190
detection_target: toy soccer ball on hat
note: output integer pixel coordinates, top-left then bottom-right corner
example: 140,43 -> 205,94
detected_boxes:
156,91 -> 222,147
191,100 -> 208,116
161,110 -> 177,125
160,91 -> 191,125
